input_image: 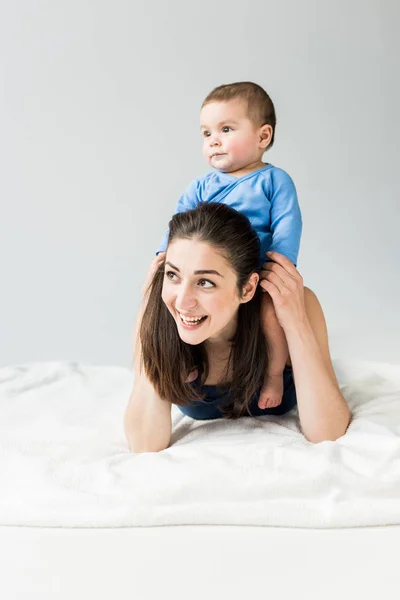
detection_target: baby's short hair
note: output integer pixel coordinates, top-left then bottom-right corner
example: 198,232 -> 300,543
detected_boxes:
201,81 -> 276,148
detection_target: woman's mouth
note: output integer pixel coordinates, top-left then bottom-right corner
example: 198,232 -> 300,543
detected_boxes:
178,312 -> 208,329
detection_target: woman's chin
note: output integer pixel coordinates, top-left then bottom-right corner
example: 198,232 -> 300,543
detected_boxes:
178,332 -> 207,345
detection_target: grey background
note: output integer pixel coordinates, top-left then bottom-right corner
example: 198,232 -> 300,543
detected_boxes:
1,0 -> 399,368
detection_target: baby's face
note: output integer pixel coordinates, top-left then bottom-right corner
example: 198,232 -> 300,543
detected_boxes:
200,99 -> 263,174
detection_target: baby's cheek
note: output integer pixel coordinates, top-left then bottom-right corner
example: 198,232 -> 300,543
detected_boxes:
230,139 -> 248,159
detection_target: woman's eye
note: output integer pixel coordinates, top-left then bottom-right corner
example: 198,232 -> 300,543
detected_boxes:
198,279 -> 214,289
165,272 -> 214,288
165,271 -> 177,280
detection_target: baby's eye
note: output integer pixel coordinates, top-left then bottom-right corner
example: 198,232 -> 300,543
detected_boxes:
198,279 -> 214,289
203,131 -> 211,138
222,126 -> 232,133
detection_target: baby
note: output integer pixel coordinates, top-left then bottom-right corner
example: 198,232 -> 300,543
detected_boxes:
156,81 -> 302,409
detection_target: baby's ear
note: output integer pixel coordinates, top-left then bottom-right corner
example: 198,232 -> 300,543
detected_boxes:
259,124 -> 273,149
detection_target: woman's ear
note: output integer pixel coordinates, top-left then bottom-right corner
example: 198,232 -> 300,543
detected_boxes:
240,273 -> 259,304
259,124 -> 273,150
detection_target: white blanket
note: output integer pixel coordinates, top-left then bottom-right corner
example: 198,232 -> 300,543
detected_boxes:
0,360 -> 399,528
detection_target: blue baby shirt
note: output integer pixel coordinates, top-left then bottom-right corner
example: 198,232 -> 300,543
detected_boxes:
156,163 -> 302,266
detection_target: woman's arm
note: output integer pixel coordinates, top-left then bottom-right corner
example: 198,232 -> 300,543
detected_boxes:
285,288 -> 351,443
124,254 -> 172,453
260,252 -> 351,443
124,374 -> 172,453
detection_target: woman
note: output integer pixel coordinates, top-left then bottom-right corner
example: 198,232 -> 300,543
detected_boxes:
124,203 -> 351,452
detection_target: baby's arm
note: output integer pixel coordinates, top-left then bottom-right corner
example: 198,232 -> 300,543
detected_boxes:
258,170 -> 302,408
268,170 -> 302,266
156,178 -> 201,255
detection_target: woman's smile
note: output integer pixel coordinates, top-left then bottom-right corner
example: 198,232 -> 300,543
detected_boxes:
177,310 -> 209,329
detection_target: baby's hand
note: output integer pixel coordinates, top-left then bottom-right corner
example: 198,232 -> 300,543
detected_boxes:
142,253 -> 165,295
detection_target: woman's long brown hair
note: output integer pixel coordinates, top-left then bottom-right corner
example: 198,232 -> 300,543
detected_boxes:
139,202 -> 268,419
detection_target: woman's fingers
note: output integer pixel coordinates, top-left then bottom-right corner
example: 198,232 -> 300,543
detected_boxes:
259,278 -> 280,300
265,263 -> 299,291
260,253 -> 306,333
260,262 -> 292,288
262,269 -> 285,292
261,253 -> 298,275
260,253 -> 302,290
266,252 -> 299,277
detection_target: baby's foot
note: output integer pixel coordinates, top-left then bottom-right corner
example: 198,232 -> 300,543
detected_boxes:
258,373 -> 284,409
185,368 -> 198,383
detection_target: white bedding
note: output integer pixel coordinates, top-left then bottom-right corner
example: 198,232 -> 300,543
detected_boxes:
0,360 -> 399,528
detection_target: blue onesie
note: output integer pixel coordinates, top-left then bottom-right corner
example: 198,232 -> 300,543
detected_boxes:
156,163 -> 302,267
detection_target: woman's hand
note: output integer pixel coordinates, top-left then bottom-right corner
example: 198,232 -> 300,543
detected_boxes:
259,251 -> 308,333
142,252 -> 166,297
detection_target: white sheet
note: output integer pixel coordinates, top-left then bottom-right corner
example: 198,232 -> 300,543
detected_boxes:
0,360 -> 399,528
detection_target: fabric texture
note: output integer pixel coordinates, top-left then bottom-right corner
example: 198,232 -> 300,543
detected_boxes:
156,163 -> 302,267
1,360 -> 400,528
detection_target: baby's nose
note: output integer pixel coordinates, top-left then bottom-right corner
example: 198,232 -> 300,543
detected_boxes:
209,135 -> 220,146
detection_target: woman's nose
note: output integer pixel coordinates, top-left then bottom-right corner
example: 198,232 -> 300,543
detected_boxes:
176,286 -> 197,310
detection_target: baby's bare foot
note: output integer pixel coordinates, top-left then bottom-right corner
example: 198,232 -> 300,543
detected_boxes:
185,369 -> 198,383
258,373 -> 284,409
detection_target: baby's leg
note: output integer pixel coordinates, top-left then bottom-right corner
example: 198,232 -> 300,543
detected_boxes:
258,292 -> 289,409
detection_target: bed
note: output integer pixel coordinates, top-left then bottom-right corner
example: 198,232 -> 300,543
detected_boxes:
1,351 -> 399,599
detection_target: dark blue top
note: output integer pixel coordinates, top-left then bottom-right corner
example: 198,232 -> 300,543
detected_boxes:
177,365 -> 297,420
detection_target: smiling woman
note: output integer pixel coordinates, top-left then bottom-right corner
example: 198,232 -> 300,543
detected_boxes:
124,203 -> 351,452
139,202 -> 264,416
161,238 -> 257,348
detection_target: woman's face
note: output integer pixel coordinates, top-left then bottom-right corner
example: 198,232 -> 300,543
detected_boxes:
161,239 -> 258,346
